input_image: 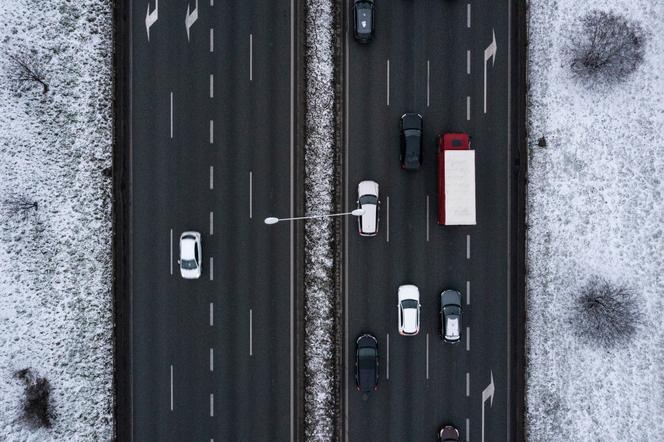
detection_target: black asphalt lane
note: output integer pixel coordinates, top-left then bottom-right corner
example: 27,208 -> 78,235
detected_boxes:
131,0 -> 293,440
345,0 -> 515,440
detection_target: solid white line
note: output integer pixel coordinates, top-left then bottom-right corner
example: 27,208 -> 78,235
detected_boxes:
209,28 -> 214,52
466,372 -> 470,396
344,4 -> 350,438
170,92 -> 173,139
170,365 -> 173,410
209,302 -> 214,326
426,195 -> 430,242
467,96 -> 471,121
386,333 -> 390,380
507,0 -> 513,438
249,171 -> 253,219
386,59 -> 390,106
290,0 -> 295,436
467,50 -> 471,75
170,229 -> 173,275
210,393 -> 214,417
466,327 -> 470,351
209,120 -> 214,144
466,418 -> 470,442
210,348 -> 214,371
249,309 -> 253,356
426,60 -> 430,107
210,166 -> 214,190
386,196 -> 390,242
210,74 -> 214,98
466,234 -> 471,258
249,34 -> 253,81
209,257 -> 214,281
467,3 -> 471,28
466,280 -> 471,305
210,211 -> 214,235
426,333 -> 430,379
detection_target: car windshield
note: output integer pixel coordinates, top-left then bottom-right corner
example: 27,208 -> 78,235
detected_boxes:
401,299 -> 418,309
444,305 -> 461,316
358,347 -> 375,358
359,195 -> 377,205
181,259 -> 198,270
404,129 -> 420,137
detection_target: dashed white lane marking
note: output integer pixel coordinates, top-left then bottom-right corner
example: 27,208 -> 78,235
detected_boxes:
467,3 -> 471,28
209,166 -> 214,190
170,365 -> 174,411
466,372 -> 470,397
210,348 -> 214,371
249,309 -> 253,356
209,211 -> 214,235
466,418 -> 470,442
466,280 -> 471,305
209,74 -> 214,98
210,393 -> 214,417
386,59 -> 390,106
209,302 -> 214,326
386,196 -> 390,242
249,34 -> 253,81
426,60 -> 430,107
386,333 -> 390,380
466,234 -> 471,258
169,92 -> 173,139
209,257 -> 214,281
209,120 -> 214,144
249,171 -> 253,219
210,0 -> 213,5
209,28 -> 214,52
466,327 -> 470,351
426,333 -> 430,379
467,50 -> 471,74
466,96 -> 471,121
170,228 -> 173,275
426,195 -> 430,242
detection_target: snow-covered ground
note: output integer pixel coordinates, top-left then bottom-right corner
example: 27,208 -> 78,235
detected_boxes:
0,0 -> 114,440
526,1 -> 664,440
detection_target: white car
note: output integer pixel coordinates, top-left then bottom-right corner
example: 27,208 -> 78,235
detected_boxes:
398,284 -> 421,336
357,180 -> 380,236
178,231 -> 202,279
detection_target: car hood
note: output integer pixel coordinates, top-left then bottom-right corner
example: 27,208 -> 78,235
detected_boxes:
358,180 -> 379,197
401,113 -> 422,130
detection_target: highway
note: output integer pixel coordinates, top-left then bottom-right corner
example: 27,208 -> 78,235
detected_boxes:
130,0 -> 296,440
343,0 -> 519,441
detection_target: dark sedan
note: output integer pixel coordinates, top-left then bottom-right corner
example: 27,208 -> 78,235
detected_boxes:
440,289 -> 463,343
353,0 -> 375,43
355,334 -> 379,392
400,113 -> 423,170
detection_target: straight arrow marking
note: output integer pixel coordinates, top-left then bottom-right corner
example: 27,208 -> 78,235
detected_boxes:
145,0 -> 158,41
185,0 -> 199,42
483,29 -> 497,114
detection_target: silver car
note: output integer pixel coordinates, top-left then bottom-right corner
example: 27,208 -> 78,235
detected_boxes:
357,180 -> 380,236
440,290 -> 462,343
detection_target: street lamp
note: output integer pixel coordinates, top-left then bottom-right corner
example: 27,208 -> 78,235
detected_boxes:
264,209 -> 364,225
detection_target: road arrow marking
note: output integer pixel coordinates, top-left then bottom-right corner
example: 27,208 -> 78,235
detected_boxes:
481,371 -> 495,442
145,0 -> 158,41
483,29 -> 497,114
185,0 -> 199,42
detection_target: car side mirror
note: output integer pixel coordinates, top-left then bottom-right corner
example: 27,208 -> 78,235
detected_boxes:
177,259 -> 181,264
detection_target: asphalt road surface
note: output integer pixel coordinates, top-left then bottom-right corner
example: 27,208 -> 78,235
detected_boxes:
344,0 -> 518,441
130,0 -> 295,440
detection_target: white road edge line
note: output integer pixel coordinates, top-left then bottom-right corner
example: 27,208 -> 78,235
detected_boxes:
426,60 -> 430,107
290,0 -> 295,436
426,195 -> 430,242
170,228 -> 173,275
467,3 -> 471,28
386,196 -> 390,242
466,280 -> 471,305
209,166 -> 214,190
386,333 -> 390,380
466,327 -> 470,351
249,171 -> 253,219
466,372 -> 470,397
426,333 -> 430,379
170,92 -> 173,139
209,28 -> 214,52
467,96 -> 471,121
210,393 -> 214,417
249,309 -> 253,356
210,348 -> 214,371
386,59 -> 390,106
170,364 -> 173,410
209,302 -> 214,326
466,234 -> 471,259
210,211 -> 214,235
249,33 -> 253,81
209,74 -> 214,98
209,120 -> 214,144
209,257 -> 214,281
467,50 -> 471,75
344,5 -> 350,438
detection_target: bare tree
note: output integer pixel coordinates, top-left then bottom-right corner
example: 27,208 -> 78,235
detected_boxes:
574,276 -> 638,348
5,51 -> 49,94
14,368 -> 54,429
2,194 -> 38,220
568,10 -> 645,84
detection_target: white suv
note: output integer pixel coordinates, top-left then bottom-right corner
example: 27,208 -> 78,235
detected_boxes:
178,231 -> 202,279
357,180 -> 380,236
398,284 -> 420,336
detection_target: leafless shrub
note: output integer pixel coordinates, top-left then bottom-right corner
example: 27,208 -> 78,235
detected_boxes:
575,276 -> 638,348
568,10 -> 645,84
5,51 -> 49,94
2,194 -> 38,220
14,368 -> 54,429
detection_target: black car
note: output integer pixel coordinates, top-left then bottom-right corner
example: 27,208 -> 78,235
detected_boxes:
438,425 -> 460,441
355,334 -> 379,392
441,290 -> 463,343
353,0 -> 375,43
400,113 -> 423,170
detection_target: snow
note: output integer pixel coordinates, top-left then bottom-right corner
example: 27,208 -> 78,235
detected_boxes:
526,1 -> 664,440
303,0 -> 337,439
0,0 -> 114,440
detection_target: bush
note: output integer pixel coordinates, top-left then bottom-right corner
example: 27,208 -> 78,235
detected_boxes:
574,276 -> 638,348
568,10 -> 645,84
14,368 -> 54,429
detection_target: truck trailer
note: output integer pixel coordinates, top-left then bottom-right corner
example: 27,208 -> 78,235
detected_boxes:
437,132 -> 476,226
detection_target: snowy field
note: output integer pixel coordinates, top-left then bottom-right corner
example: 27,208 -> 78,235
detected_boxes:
526,0 -> 664,440
0,0 -> 114,440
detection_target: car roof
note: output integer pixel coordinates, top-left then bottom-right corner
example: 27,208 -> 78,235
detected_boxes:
402,309 -> 418,333
360,204 -> 377,234
181,237 -> 196,260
